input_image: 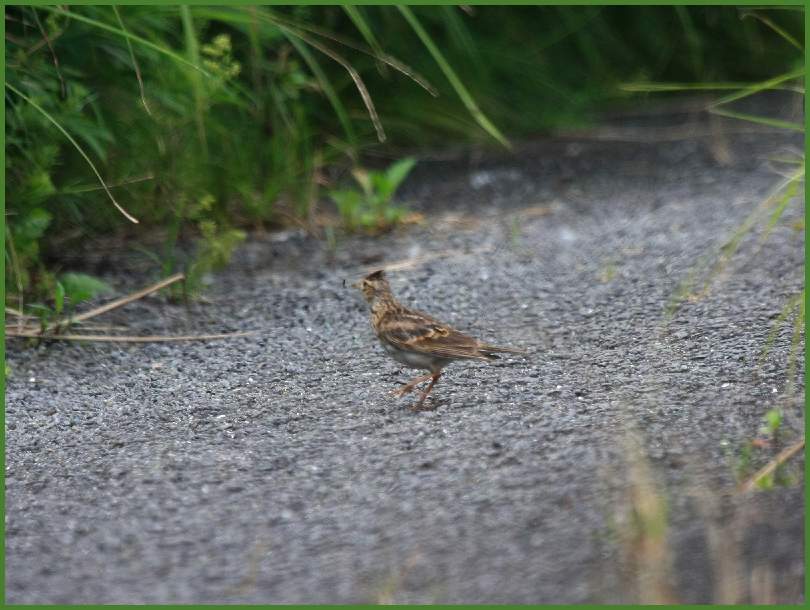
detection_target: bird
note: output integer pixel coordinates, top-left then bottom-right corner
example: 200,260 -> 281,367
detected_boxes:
352,269 -> 526,410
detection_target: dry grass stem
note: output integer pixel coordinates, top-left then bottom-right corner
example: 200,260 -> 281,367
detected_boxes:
6,273 -> 254,344
358,246 -> 495,276
42,272 -> 186,334
5,330 -> 256,343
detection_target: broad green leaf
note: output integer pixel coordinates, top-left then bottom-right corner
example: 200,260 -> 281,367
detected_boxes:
383,157 -> 416,196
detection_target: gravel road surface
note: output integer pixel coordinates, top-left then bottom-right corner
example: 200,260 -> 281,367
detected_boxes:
6,108 -> 804,603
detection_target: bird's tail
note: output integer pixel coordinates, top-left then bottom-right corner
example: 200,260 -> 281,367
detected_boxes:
479,344 -> 529,357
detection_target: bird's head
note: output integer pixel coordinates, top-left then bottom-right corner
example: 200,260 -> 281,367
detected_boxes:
351,269 -> 391,304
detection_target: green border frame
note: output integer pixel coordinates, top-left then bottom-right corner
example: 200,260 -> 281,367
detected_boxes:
3,0 -> 810,5
1,5 -> 5,607
1,1 -> 806,608
804,4 -> 810,604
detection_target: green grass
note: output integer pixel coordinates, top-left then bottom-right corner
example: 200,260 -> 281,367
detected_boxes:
648,11 -> 804,394
5,5 -> 803,303
625,7 -> 804,503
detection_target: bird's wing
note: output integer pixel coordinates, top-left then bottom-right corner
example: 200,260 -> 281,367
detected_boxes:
378,309 -> 492,361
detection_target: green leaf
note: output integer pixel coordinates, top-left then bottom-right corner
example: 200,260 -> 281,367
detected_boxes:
60,273 -> 113,304
370,173 -> 390,206
54,281 -> 65,316
329,189 -> 362,209
328,189 -> 364,229
382,157 -> 416,199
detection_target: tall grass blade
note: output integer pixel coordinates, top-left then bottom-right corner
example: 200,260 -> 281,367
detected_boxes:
759,291 -> 804,365
708,107 -> 804,132
342,5 -> 388,75
180,5 -> 208,153
254,8 -> 438,96
397,5 -> 510,149
31,7 -> 66,100
759,168 -> 803,243
439,6 -> 481,63
740,10 -> 803,51
112,6 -> 152,116
710,67 -> 804,107
621,82 -> 803,93
5,226 -> 25,327
284,34 -> 357,147
281,25 -> 385,143
787,290 -> 805,390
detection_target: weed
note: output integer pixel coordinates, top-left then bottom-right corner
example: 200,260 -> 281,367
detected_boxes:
185,222 -> 247,297
17,272 -> 113,334
733,407 -> 802,492
328,157 -> 416,231
759,408 -> 782,440
599,261 -> 618,283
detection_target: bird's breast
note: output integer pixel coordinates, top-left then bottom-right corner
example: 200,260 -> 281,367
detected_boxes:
379,340 -> 438,370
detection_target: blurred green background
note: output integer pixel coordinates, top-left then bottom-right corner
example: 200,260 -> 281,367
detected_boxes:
5,5 -> 804,304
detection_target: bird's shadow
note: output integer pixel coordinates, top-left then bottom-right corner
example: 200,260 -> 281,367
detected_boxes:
406,396 -> 451,413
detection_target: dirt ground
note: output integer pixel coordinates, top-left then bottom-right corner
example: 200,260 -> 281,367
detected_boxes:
5,104 -> 805,603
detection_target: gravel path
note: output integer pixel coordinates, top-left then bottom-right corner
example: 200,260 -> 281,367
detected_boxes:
6,110 -> 804,603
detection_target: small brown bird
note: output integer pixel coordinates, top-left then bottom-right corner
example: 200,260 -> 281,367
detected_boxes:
352,269 -> 526,410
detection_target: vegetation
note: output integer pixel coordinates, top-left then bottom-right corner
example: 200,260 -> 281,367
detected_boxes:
5,5 -> 803,309
629,6 -> 804,489
328,157 -> 416,232
734,430 -> 804,493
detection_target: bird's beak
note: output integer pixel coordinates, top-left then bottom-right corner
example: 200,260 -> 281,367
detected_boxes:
343,278 -> 361,289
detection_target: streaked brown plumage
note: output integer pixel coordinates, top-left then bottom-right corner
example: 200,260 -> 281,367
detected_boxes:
352,269 -> 526,410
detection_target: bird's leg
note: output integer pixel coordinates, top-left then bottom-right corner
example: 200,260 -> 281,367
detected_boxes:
392,373 -> 432,397
411,371 -> 442,411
